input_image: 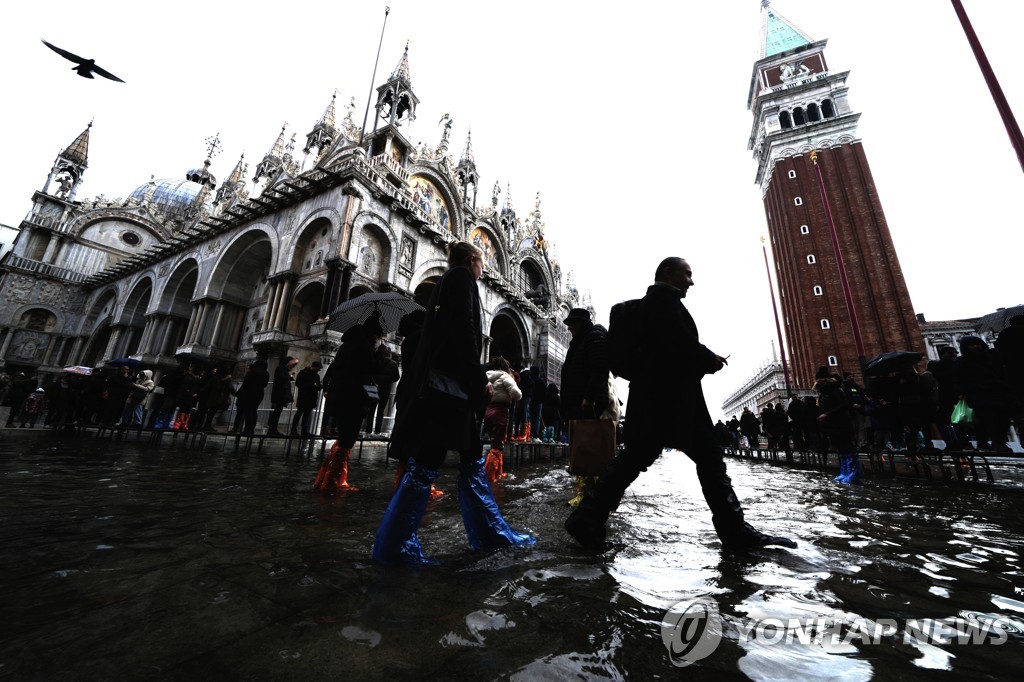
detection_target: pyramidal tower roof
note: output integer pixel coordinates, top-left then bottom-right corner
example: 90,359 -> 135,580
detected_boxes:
62,122 -> 92,166
759,1 -> 814,58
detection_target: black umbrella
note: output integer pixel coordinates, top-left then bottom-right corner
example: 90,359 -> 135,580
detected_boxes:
328,292 -> 423,335
864,350 -> 925,376
106,357 -> 143,371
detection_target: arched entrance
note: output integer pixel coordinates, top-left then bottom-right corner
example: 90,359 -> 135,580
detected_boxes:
412,277 -> 439,308
489,312 -> 526,367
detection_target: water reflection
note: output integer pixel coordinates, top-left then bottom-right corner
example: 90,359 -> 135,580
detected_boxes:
1,431 -> 1023,679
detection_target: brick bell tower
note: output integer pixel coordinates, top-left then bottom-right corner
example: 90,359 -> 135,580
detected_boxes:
747,2 -> 922,387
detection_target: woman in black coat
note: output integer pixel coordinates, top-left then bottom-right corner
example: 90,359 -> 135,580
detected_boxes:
373,241 -> 535,564
314,315 -> 382,491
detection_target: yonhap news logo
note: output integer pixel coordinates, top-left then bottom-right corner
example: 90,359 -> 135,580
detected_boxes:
661,597 -> 1014,667
660,597 -> 723,667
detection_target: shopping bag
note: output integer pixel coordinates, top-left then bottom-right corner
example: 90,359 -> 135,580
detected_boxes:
568,418 -> 617,476
950,399 -> 974,425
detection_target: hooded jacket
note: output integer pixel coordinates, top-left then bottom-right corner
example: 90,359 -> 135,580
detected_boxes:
130,370 -> 155,401
486,370 -> 522,405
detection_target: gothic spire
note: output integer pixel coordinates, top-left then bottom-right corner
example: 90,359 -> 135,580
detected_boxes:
44,121 -> 93,199
253,124 -> 286,184
215,152 -> 248,209
304,91 -> 338,154
391,40 -> 411,84
459,128 -> 475,165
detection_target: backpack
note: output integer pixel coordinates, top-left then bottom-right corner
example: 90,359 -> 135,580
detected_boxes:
607,299 -> 642,381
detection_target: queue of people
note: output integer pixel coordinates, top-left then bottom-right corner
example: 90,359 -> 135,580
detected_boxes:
718,324 -> 1024,457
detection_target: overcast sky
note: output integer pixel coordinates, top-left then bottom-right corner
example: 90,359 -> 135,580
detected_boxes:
1,1 -> 1021,418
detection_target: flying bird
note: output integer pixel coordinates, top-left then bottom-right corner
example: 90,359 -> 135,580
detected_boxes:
41,39 -> 125,82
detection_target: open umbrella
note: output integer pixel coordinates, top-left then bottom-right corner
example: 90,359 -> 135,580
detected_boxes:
864,350 -> 925,376
62,366 -> 93,376
106,357 -> 143,371
328,292 -> 423,335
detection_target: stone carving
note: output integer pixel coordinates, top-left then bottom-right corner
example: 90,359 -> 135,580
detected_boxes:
205,240 -> 223,257
10,330 -> 48,362
3,275 -> 34,303
38,281 -> 63,306
399,236 -> 415,271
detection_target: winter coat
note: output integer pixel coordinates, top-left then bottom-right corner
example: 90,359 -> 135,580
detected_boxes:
559,321 -> 610,421
954,348 -> 1014,411
235,361 -> 270,409
740,410 -> 760,439
294,367 -> 322,410
205,374 -> 236,411
322,325 -> 377,419
390,265 -> 487,455
816,380 -> 855,437
129,370 -> 156,403
486,370 -> 522,405
623,282 -> 723,451
271,358 -> 296,406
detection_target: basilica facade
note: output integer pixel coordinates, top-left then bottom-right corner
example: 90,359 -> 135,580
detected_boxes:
0,47 -> 578,398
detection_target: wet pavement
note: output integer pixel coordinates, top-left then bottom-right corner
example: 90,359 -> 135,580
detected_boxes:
2,429 -> 1024,680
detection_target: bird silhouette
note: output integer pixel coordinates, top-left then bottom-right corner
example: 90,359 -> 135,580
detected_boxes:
41,40 -> 125,82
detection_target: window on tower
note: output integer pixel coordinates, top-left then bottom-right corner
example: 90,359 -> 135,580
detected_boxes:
813,285 -> 823,296
808,103 -> 820,122
821,319 -> 831,329
794,107 -> 806,125
794,197 -> 803,206
822,99 -> 835,118
807,255 -> 816,264
788,170 -> 797,179
800,225 -> 810,234
828,355 -> 838,366
779,111 -> 792,129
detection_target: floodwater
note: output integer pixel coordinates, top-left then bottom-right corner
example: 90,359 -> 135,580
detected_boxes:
2,430 -> 1024,681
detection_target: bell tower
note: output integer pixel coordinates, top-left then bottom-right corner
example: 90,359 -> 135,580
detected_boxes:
748,2 -> 922,386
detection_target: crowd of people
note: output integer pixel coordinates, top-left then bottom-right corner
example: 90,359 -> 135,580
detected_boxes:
717,319 -> 1024,457
13,248 -> 1020,564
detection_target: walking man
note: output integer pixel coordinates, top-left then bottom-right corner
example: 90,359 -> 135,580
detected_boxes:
565,257 -> 796,551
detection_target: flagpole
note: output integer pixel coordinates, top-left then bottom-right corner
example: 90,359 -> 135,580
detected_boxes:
761,236 -> 793,397
360,6 -> 391,148
951,0 -> 1024,174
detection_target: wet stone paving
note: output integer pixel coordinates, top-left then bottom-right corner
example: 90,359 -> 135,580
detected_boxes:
2,429 -> 1024,680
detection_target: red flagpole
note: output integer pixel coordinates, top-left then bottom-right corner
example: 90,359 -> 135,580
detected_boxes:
951,0 -> 1024,174
811,151 -> 866,368
761,236 -> 792,396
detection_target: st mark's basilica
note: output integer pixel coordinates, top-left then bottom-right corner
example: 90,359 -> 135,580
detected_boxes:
0,46 -> 581,420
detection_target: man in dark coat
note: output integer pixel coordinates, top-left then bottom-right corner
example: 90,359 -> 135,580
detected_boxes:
560,308 -> 610,423
290,361 -> 322,436
739,406 -> 760,450
266,356 -> 298,436
565,257 -> 795,551
235,359 -> 269,436
368,346 -> 400,434
995,315 -> 1024,441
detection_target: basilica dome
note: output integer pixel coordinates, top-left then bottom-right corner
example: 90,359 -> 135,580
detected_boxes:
128,177 -> 211,218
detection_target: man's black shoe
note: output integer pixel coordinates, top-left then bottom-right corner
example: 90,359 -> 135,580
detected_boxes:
721,531 -> 797,551
565,509 -> 607,550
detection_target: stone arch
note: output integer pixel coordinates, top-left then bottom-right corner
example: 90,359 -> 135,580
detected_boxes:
156,259 -> 200,316
286,280 -> 326,337
205,230 -> 275,352
517,254 -> 552,301
11,304 -> 62,333
348,284 -> 374,300
79,288 -> 118,366
115,276 -> 154,356
350,214 -> 395,284
290,210 -> 340,273
410,260 -> 447,308
488,306 -> 530,366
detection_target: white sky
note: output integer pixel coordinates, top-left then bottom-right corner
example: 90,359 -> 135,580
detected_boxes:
1,0 -> 1022,419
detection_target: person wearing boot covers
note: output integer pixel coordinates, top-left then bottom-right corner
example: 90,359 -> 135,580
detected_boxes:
388,310 -> 444,500
815,368 -> 863,484
314,314 -> 384,492
373,241 -> 535,565
484,356 -> 521,481
565,257 -> 797,552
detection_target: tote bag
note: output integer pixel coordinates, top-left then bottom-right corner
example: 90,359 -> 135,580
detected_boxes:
568,418 -> 617,476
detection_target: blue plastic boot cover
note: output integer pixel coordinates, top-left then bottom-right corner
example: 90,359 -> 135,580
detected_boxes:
372,458 -> 440,565
457,456 -> 536,551
834,452 -> 862,484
